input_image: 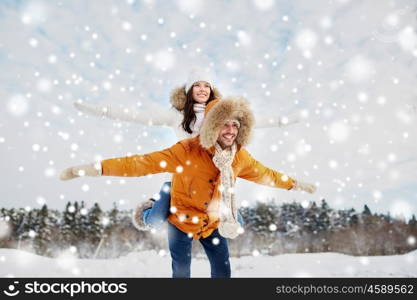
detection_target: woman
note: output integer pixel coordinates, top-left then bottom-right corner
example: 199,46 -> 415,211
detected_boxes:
74,68 -> 301,230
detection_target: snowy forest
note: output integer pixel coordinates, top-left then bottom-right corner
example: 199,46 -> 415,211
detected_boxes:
1,200 -> 416,259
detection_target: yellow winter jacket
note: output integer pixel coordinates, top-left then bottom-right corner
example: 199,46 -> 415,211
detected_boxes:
101,137 -> 295,239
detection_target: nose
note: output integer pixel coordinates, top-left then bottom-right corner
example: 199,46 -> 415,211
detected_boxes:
224,124 -> 234,132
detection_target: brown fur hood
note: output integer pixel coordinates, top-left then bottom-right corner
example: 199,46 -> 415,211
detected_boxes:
199,97 -> 255,149
169,85 -> 222,111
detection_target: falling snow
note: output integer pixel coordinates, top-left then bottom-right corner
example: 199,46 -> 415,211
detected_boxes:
0,0 -> 416,278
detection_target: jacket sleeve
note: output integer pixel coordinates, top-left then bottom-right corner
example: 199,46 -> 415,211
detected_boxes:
101,142 -> 186,177
236,149 -> 295,190
73,101 -> 177,127
253,111 -> 301,129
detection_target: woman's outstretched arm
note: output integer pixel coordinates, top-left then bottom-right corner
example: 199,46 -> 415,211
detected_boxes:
253,110 -> 302,129
73,101 -> 177,127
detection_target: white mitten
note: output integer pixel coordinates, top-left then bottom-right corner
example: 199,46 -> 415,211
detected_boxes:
218,220 -> 241,239
292,180 -> 316,194
74,101 -> 108,117
59,163 -> 102,181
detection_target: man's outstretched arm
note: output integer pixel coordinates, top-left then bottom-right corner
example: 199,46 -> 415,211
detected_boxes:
59,143 -> 186,180
236,149 -> 316,193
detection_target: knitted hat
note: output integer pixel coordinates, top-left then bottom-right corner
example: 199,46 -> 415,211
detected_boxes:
199,97 -> 255,149
185,67 -> 215,93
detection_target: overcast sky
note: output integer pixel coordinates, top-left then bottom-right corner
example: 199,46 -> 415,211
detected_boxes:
1,0 -> 416,220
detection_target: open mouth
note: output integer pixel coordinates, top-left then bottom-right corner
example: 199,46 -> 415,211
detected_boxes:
222,134 -> 235,142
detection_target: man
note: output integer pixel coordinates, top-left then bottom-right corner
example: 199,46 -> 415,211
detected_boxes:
60,97 -> 316,277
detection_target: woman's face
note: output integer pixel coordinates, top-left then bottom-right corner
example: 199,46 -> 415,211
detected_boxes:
192,81 -> 211,104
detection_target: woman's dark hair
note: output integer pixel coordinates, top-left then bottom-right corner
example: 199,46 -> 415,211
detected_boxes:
181,86 -> 216,134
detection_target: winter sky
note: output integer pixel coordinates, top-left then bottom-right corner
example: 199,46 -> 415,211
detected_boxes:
0,0 -> 416,219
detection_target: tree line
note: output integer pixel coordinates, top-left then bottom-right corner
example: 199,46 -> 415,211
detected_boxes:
0,199 -> 416,258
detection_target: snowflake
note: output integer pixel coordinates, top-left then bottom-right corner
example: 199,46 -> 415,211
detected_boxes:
359,257 -> 370,265
253,0 -> 275,10
398,27 -> 417,53
407,236 -> 416,246
237,30 -> 251,46
37,78 -> 52,93
328,121 -> 350,142
113,135 -> 123,143
102,81 -> 112,90
21,2 -> 46,25
345,56 -> 374,82
328,160 -> 338,169
122,21 -> 132,31
102,217 -> 110,226
295,29 -> 318,51
36,196 -> 46,205
28,38 -> 39,48
177,0 -> 204,14
153,50 -> 175,71
373,191 -> 382,200
48,55 -> 57,64
387,153 -> 397,163
320,17 -> 332,29
159,160 -> 167,168
7,95 -> 29,117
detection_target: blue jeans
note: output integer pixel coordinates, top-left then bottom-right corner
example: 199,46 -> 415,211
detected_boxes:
168,222 -> 231,278
143,182 -> 171,228
143,182 -> 245,228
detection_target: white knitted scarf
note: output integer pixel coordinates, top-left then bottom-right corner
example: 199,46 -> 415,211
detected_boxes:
191,103 -> 206,135
212,142 -> 241,239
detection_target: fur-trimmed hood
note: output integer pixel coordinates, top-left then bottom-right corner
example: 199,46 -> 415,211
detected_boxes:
199,97 -> 255,149
169,85 -> 222,111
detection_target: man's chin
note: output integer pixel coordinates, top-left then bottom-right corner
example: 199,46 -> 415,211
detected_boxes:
218,139 -> 235,148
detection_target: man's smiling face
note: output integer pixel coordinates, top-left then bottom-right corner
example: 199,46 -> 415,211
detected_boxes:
217,120 -> 239,149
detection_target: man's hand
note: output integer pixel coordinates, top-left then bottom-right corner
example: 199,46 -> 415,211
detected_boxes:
292,180 -> 316,194
59,163 -> 102,181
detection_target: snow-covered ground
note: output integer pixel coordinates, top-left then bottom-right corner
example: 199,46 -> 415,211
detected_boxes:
0,249 -> 415,277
